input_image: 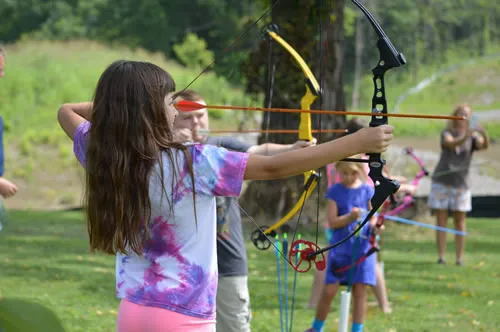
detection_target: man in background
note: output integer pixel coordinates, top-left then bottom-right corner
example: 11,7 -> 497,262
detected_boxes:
170,89 -> 315,332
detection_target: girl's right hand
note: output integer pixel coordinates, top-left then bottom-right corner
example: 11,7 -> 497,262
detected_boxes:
350,207 -> 361,221
355,125 -> 394,154
0,178 -> 18,198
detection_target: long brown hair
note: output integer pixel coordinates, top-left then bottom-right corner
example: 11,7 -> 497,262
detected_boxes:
85,60 -> 196,255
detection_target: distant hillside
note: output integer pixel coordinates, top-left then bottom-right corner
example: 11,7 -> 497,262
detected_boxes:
377,56 -> 500,138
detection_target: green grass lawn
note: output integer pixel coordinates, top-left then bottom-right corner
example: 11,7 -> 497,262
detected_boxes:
0,210 -> 499,331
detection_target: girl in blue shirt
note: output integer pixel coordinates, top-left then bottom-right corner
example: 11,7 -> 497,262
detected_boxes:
306,157 -> 377,332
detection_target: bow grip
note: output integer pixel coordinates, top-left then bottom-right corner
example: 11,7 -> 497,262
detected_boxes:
367,154 -> 400,209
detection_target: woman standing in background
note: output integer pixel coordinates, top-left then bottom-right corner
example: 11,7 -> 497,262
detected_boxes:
428,104 -> 489,266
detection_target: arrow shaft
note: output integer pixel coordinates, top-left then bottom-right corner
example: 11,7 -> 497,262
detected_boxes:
175,101 -> 464,120
383,214 -> 467,236
359,209 -> 468,236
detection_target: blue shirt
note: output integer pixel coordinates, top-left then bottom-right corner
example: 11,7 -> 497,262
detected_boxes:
325,183 -> 374,257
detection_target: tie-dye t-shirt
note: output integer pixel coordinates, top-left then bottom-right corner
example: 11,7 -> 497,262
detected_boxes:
73,121 -> 249,320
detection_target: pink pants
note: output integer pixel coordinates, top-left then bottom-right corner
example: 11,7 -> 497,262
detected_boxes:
117,299 -> 215,332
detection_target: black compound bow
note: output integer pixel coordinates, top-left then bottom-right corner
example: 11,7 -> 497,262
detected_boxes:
288,0 -> 406,273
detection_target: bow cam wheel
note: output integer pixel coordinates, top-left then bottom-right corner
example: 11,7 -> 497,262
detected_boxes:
250,226 -> 276,251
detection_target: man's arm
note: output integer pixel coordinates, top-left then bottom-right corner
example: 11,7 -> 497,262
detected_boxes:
247,139 -> 316,156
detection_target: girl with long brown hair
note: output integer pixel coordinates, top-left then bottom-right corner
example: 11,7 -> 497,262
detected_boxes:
57,60 -> 394,331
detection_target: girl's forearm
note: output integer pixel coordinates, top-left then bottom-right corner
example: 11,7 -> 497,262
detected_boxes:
329,214 -> 355,229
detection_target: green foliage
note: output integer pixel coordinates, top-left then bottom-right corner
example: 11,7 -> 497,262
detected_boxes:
0,0 -> 265,84
173,33 -> 214,69
343,6 -> 357,37
345,48 -> 500,139
1,0 -> 499,89
0,298 -> 66,332
390,56 -> 500,138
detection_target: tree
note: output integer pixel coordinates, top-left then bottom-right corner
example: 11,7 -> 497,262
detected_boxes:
173,33 -> 214,69
239,0 -> 347,225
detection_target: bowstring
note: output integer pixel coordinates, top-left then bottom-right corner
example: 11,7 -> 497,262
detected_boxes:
237,202 -> 300,270
265,13 -> 289,332
264,27 -> 276,145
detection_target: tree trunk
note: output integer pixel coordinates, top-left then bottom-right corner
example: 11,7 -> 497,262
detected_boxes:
321,0 -> 346,130
351,13 -> 364,110
239,0 -> 346,227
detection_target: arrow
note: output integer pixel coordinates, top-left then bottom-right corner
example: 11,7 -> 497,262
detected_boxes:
383,214 -> 468,236
175,100 -> 465,121
196,128 -> 347,135
359,209 -> 468,236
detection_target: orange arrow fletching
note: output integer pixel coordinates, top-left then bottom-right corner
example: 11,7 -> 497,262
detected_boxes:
175,100 -> 206,112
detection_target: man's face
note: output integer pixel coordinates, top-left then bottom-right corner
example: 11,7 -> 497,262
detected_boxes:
0,55 -> 5,77
172,97 -> 209,142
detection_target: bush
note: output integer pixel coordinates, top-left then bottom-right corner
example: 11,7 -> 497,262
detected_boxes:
173,33 -> 214,69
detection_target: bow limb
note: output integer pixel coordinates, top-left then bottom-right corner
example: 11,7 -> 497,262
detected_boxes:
250,28 -> 321,251
251,174 -> 317,249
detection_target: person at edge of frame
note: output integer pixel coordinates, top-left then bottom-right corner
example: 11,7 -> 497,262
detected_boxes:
0,43 -> 19,225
